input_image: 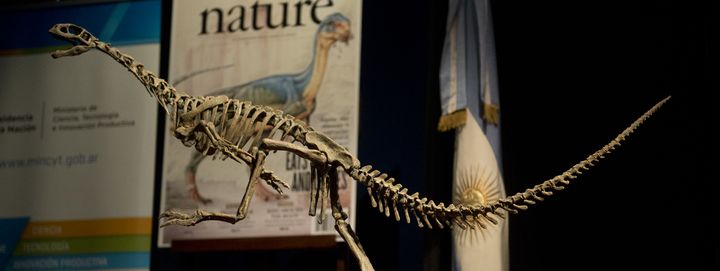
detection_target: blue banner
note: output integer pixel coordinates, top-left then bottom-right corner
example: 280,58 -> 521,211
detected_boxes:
0,0 -> 160,54
0,218 -> 30,270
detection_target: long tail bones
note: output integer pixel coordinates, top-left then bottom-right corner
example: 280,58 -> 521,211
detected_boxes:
50,23 -> 669,271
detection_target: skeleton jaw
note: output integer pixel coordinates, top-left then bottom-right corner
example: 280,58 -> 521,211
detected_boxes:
51,45 -> 93,58
49,23 -> 96,58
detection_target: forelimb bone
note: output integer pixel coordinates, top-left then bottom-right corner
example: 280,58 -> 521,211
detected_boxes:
261,138 -> 328,164
260,138 -> 328,217
329,169 -> 373,271
161,126 -> 287,226
236,148 -> 267,220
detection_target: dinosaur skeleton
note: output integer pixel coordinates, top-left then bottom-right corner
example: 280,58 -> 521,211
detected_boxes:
49,23 -> 669,271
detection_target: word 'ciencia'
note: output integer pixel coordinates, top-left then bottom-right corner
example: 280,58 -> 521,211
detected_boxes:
200,0 -> 334,34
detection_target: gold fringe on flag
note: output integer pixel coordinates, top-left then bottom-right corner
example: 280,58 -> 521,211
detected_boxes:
482,102 -> 500,126
438,108 -> 468,132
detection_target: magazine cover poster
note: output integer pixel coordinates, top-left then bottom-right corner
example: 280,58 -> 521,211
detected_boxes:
159,0 -> 361,246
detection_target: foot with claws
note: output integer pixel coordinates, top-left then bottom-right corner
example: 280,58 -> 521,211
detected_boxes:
160,209 -> 240,227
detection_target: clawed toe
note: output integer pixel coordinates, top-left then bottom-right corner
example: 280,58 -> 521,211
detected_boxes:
160,210 -> 201,227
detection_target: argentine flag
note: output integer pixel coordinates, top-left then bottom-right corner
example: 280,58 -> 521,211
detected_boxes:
439,0 -> 508,270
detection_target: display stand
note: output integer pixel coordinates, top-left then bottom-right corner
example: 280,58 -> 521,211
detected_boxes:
171,235 -> 336,252
171,236 -> 349,271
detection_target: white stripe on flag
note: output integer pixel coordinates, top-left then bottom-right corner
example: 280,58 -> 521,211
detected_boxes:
452,111 -> 508,271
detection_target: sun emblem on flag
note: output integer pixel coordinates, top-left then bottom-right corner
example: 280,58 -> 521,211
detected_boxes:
453,163 -> 503,245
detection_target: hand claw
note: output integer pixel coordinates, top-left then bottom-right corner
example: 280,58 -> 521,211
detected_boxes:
261,171 -> 290,195
268,181 -> 286,195
277,179 -> 290,189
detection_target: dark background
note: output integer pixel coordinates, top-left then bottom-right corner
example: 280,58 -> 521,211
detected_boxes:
151,0 -> 715,270
492,1 -> 715,270
356,1 -> 715,270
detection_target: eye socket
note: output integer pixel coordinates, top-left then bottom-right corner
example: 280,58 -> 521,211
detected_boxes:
58,24 -> 82,36
68,25 -> 81,35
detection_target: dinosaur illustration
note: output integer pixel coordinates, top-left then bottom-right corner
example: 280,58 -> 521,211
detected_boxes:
180,13 -> 353,204
49,23 -> 669,271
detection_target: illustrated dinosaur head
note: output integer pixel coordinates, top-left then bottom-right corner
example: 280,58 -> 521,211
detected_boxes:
49,23 -> 97,58
318,13 -> 352,45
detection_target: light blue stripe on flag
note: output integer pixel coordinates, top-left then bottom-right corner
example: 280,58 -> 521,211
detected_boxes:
439,0 -> 502,160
